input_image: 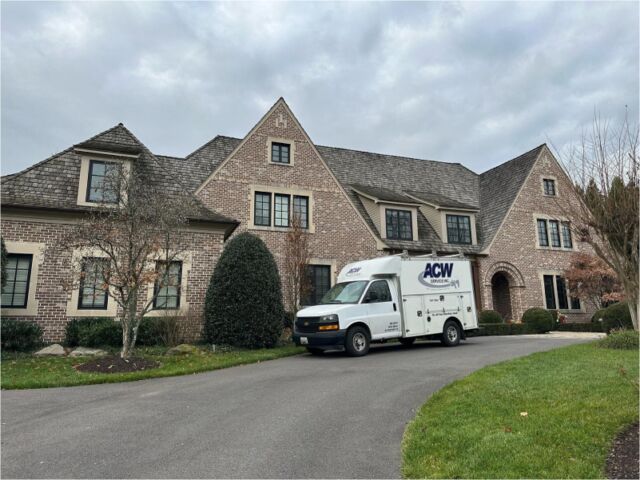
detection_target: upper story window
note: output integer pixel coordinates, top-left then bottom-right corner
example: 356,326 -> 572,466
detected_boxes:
86,160 -> 120,203
78,257 -> 109,310
1,254 -> 33,308
543,178 -> 556,196
271,142 -> 290,164
253,191 -> 309,229
537,218 -> 572,249
153,261 -> 182,310
385,209 -> 412,240
446,214 -> 472,245
543,274 -> 581,310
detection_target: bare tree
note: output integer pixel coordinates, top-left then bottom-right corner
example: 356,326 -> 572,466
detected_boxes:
558,110 -> 639,330
283,215 -> 311,315
59,163 -> 195,357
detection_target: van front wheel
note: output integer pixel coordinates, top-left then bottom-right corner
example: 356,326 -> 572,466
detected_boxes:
345,326 -> 370,356
441,321 -> 461,347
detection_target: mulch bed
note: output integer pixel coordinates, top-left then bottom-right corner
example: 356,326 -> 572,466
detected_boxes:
75,355 -> 159,374
606,421 -> 639,479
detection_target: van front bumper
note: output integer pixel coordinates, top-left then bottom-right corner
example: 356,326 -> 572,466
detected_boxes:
293,330 -> 346,349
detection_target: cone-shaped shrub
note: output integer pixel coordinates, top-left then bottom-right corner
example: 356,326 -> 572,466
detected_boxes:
204,233 -> 284,348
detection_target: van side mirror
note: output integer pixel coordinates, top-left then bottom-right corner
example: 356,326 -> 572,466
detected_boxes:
365,290 -> 379,303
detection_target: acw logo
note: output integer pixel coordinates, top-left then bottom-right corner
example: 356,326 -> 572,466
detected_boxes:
418,262 -> 458,288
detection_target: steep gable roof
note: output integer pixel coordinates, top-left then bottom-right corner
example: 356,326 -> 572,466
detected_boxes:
478,144 -> 545,250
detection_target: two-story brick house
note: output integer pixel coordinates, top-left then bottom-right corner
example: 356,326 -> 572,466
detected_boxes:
1,98 -> 594,342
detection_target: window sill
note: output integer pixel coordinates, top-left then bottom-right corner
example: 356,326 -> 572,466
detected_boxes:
250,225 -> 314,234
268,161 -> 294,167
536,246 -> 574,252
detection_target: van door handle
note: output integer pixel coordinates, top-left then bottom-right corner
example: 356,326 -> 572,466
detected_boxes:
393,302 -> 397,311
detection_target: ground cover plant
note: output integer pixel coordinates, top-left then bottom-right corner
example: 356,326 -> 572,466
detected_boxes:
402,342 -> 639,479
1,344 -> 302,389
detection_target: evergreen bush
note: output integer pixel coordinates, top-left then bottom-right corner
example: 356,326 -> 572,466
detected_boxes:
204,233 -> 284,348
521,308 -> 554,333
601,302 -> 633,333
1,319 -> 43,351
478,310 -> 503,324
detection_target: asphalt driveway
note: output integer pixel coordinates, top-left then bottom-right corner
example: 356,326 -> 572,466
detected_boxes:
1,335 -> 597,479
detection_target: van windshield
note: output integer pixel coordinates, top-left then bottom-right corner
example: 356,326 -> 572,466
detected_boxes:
320,281 -> 368,304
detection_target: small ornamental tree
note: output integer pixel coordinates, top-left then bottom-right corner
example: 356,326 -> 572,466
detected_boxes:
204,233 -> 283,348
564,253 -> 622,310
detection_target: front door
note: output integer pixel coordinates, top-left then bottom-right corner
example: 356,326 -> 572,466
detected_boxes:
363,280 -> 400,338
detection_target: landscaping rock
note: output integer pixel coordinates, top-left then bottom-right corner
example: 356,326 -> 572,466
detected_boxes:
70,347 -> 108,357
166,344 -> 200,355
34,344 -> 66,356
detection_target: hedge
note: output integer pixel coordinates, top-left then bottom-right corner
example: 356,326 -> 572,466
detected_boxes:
478,310 -> 503,324
64,317 -> 170,348
468,323 -> 537,337
1,319 -> 43,351
554,322 -> 604,333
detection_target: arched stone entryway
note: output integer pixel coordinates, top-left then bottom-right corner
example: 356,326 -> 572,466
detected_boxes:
491,272 -> 513,320
483,262 -> 526,321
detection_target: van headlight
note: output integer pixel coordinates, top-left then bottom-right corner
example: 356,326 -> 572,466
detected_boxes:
319,314 -> 338,323
318,314 -> 339,331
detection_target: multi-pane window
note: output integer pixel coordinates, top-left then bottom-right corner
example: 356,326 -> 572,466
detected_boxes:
86,160 -> 120,203
153,261 -> 182,309
549,220 -> 561,247
537,219 -> 549,247
537,219 -> 573,249
274,194 -> 290,227
254,192 -> 271,226
253,192 -> 310,229
561,222 -> 573,248
271,142 -> 290,164
292,196 -> 309,229
1,254 -> 33,308
543,178 -> 556,196
78,258 -> 109,309
446,215 -> 472,244
543,274 -> 581,310
304,265 -> 331,306
386,209 -> 413,240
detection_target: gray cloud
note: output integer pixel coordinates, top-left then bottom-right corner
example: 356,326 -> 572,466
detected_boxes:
2,1 -> 638,174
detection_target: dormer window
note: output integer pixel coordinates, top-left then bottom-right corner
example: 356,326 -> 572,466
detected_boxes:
271,142 -> 290,164
543,178 -> 556,196
446,214 -> 472,245
385,209 -> 413,240
86,160 -> 120,203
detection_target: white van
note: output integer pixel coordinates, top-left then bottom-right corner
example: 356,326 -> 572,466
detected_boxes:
293,254 -> 478,356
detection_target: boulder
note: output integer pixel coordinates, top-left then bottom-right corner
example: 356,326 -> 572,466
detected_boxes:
69,347 -> 108,357
34,344 -> 66,356
166,344 -> 200,355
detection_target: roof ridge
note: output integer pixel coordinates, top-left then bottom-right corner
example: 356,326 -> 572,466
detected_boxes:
186,135 -> 225,159
2,123 -> 126,183
480,143 -> 546,176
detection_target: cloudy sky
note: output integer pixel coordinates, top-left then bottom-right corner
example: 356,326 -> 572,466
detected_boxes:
2,1 -> 638,175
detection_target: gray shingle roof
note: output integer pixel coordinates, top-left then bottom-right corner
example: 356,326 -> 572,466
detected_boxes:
2,125 -> 237,226
478,145 -> 544,250
2,122 -> 544,253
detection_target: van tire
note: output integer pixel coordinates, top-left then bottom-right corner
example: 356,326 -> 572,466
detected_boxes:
399,337 -> 416,347
441,320 -> 461,347
345,326 -> 370,356
306,347 -> 324,356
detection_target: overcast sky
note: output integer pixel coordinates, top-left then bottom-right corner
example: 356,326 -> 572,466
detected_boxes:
2,1 -> 638,175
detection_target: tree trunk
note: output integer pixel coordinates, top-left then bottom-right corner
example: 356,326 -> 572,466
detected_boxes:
120,290 -> 139,358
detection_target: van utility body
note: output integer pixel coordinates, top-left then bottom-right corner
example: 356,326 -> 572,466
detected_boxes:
293,255 -> 479,356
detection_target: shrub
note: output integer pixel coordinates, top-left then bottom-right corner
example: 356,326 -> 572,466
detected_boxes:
521,308 -> 554,333
478,310 -> 503,324
602,302 -> 633,333
1,319 -> 43,351
65,317 -> 110,347
1,237 -> 7,289
149,315 -> 183,347
554,322 -> 604,332
77,318 -> 122,347
591,308 -> 608,323
598,329 -> 639,350
204,233 -> 284,349
467,323 -> 536,337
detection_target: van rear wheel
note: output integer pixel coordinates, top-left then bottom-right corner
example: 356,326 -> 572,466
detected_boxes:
345,326 -> 370,356
441,320 -> 461,347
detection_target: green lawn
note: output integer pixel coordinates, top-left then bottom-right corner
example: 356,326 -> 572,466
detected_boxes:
402,342 -> 639,479
1,344 -> 303,390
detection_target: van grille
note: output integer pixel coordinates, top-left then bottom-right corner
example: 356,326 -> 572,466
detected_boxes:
295,317 -> 321,333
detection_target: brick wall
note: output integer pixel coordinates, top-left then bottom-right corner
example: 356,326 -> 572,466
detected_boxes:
477,149 -> 596,323
196,101 -> 381,309
1,217 -> 225,342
